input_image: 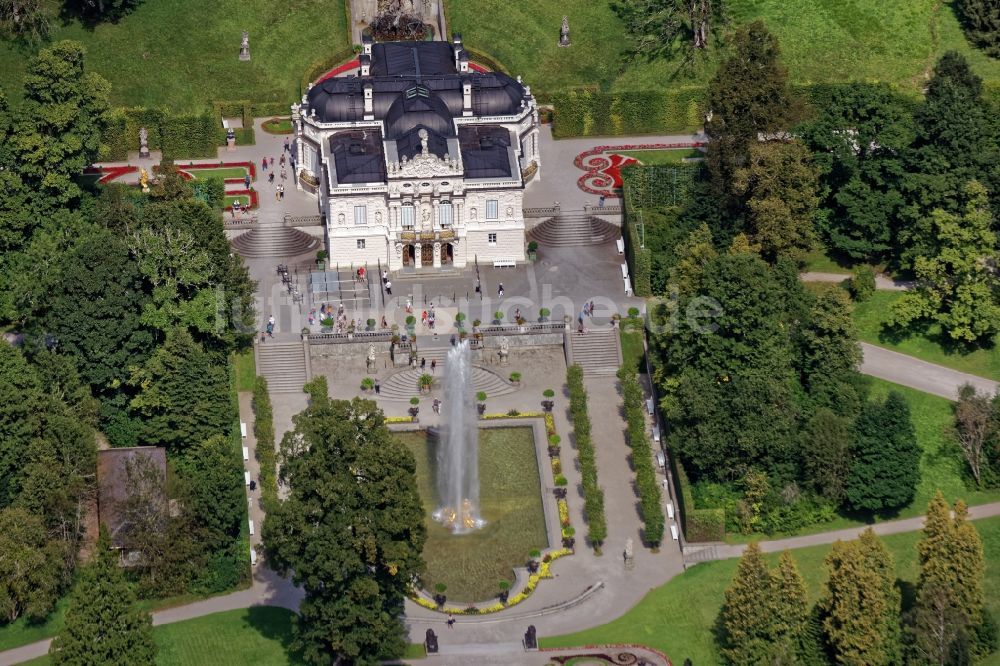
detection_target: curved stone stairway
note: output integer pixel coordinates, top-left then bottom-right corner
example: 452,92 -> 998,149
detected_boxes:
527,213 -> 619,247
377,365 -> 516,401
231,224 -> 320,258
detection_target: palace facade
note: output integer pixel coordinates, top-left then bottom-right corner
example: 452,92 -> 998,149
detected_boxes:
292,35 -> 540,272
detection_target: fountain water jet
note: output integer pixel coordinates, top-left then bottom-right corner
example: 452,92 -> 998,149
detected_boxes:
431,341 -> 485,533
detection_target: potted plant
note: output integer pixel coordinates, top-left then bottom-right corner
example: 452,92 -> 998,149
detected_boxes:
455,312 -> 466,331
628,306 -> 640,319
509,372 -> 521,386
366,318 -> 376,331
476,391 -> 487,416
541,388 -> 555,413
316,249 -> 327,270
320,317 -> 335,332
347,320 -> 355,340
391,334 -> 401,344
472,318 -> 481,330
409,397 -> 420,419
405,315 -> 416,335
516,316 -> 526,330
554,474 -> 568,487
526,550 -> 541,574
538,307 -> 550,322
433,583 -> 447,608
527,240 -> 538,261
498,580 -> 510,604
493,311 -> 504,325
418,373 -> 433,394
361,377 -> 375,393
548,434 -> 561,457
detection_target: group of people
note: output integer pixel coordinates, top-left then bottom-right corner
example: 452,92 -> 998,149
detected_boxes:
311,302 -> 352,333
261,139 -> 295,199
259,314 -> 275,342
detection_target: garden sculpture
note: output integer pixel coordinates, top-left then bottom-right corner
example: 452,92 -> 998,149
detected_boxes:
498,337 -> 509,365
239,31 -> 251,61
559,16 -> 570,47
367,344 -> 377,373
138,126 -> 150,158
139,167 -> 150,193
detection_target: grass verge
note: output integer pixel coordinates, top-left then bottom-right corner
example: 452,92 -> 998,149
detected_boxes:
233,349 -> 257,392
853,291 -> 1000,381
542,515 -> 1000,665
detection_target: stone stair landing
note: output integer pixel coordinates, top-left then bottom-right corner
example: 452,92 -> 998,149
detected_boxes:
567,328 -> 622,376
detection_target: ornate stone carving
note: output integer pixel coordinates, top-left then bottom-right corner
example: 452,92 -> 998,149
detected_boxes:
337,212 -> 345,224
395,242 -> 403,256
375,211 -> 382,224
506,205 -> 514,217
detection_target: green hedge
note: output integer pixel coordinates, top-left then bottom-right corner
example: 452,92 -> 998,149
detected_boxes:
300,48 -> 358,93
619,369 -> 665,547
622,206 -> 652,297
621,163 -> 699,210
674,459 -> 725,542
551,87 -> 706,138
102,107 -> 218,161
252,376 -> 278,513
567,364 -> 607,549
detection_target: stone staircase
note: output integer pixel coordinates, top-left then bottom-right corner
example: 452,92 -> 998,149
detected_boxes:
567,328 -> 622,376
255,341 -> 309,393
231,224 -> 320,258
527,213 -> 620,247
377,366 -> 515,401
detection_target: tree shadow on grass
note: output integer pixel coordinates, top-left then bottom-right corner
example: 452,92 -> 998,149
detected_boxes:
245,606 -> 303,662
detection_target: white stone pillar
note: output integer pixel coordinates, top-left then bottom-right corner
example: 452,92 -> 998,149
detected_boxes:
433,242 -> 441,268
415,243 -> 422,268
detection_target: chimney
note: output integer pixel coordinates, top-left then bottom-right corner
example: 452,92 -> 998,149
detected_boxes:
462,79 -> 473,117
362,34 -> 373,56
363,82 -> 374,119
457,50 -> 469,73
359,53 -> 371,76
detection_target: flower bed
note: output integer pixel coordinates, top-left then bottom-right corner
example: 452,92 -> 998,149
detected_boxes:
176,160 -> 256,179
224,189 -> 259,211
82,165 -> 138,184
573,142 -> 706,197
316,58 -> 360,83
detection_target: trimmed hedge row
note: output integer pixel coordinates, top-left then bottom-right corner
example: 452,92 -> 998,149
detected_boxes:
674,459 -> 725,542
621,163 -> 699,211
102,108 -> 218,161
619,369 -> 665,547
301,48 -> 358,92
550,87 -> 706,138
566,364 -> 607,549
252,376 -> 278,512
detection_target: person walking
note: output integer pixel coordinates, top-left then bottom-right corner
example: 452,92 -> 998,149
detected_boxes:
261,158 -> 267,172
497,282 -> 504,300
280,153 -> 286,167
446,615 -> 455,629
374,379 -> 381,395
431,359 -> 436,374
283,137 -> 290,153
268,171 -> 275,184
244,173 -> 251,189
385,280 -> 392,295
269,157 -> 275,168
420,357 -> 426,371
381,269 -> 388,284
275,186 -> 280,201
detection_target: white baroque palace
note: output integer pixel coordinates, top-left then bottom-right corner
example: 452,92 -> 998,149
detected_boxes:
293,35 -> 541,272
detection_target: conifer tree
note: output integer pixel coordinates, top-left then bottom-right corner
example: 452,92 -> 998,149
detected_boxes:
769,551 -> 809,661
720,543 -> 775,664
50,529 -> 155,665
821,529 -> 902,665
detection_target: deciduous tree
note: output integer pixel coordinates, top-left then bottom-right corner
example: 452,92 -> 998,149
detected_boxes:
954,384 -> 997,487
264,397 -> 426,665
0,507 -> 65,623
956,0 -> 1000,59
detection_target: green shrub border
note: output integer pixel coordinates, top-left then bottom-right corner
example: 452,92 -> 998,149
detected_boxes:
300,48 -> 358,93
566,365 -> 607,549
252,376 -> 278,512
673,458 -> 725,542
551,87 -> 706,138
619,369 -> 665,547
102,107 -> 218,161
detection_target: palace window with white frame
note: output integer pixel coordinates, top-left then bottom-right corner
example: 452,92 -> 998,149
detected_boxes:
401,203 -> 415,228
488,233 -> 497,245
439,201 -> 453,227
357,239 -> 366,249
354,205 -> 367,225
486,199 -> 498,220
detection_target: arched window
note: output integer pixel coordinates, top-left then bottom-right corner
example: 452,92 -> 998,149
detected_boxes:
439,200 -> 453,227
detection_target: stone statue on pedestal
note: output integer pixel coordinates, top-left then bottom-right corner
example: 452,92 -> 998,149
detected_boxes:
366,344 -> 377,373
239,31 -> 251,61
559,16 -> 570,47
138,127 -> 150,158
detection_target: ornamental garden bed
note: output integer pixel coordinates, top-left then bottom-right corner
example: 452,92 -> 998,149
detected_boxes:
225,189 -> 258,211
261,117 -> 294,134
395,426 -> 547,602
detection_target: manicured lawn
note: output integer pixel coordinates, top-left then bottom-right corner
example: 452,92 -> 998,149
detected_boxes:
233,349 -> 257,392
618,149 -> 704,165
181,167 -> 250,181
853,291 -> 1000,381
262,118 -> 295,134
155,607 -> 301,665
395,427 -> 548,602
0,0 -> 348,112
802,248 -> 856,274
224,195 -> 252,209
542,515 -> 1000,665
0,597 -> 68,652
620,323 -> 645,375
446,0 -> 1000,97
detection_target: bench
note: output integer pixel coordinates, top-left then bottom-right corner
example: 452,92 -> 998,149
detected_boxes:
670,524 -> 679,541
242,446 -> 250,461
623,276 -> 633,297
667,502 -> 675,520
652,425 -> 661,444
645,397 -> 654,415
248,519 -> 255,536
244,471 -> 251,486
656,451 -> 665,469
616,238 -> 625,255
493,258 -> 516,268
240,422 -> 247,439
620,263 -> 629,280
250,548 -> 258,566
